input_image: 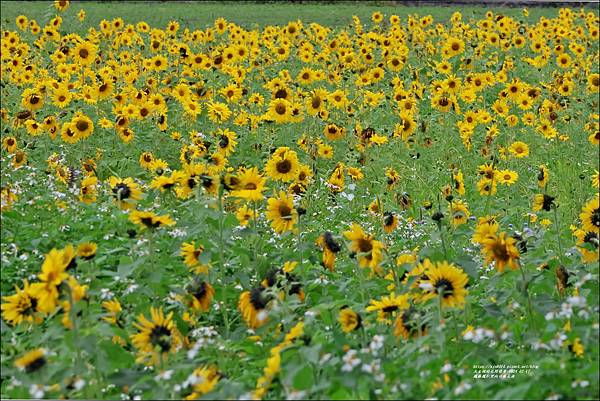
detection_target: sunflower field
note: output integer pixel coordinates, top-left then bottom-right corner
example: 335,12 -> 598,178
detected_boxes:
0,1 -> 599,399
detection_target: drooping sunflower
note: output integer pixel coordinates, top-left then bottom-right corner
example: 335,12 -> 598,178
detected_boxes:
580,196 -> 600,233
185,279 -> 215,312
316,231 -> 341,271
338,306 -> 361,333
108,177 -> 143,210
343,223 -> 384,273
418,260 -> 469,308
79,175 -> 98,204
180,241 -> 204,268
481,232 -> 521,272
383,212 -> 398,233
532,194 -> 556,212
129,210 -> 175,230
265,147 -> 299,182
131,307 -> 182,365
265,191 -> 298,233
14,348 -> 47,373
449,200 -> 470,226
238,287 -> 271,329
393,307 -> 428,339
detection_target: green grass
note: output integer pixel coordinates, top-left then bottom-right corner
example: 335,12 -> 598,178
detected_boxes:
0,0 -> 589,31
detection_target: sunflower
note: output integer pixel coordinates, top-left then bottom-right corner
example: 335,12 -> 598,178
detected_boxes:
235,204 -> 255,227
533,194 -> 556,212
418,260 -> 468,308
151,175 -> 177,193
316,231 -> 341,271
207,101 -> 232,123
265,147 -> 299,182
343,223 -> 384,273
452,170 -> 466,195
238,287 -> 271,328
129,210 -> 175,230
139,152 -> 155,170
54,0 -> 69,11
61,123 -> 80,144
2,136 -> 17,153
215,128 -> 238,156
186,279 -> 215,312
338,307 -> 362,333
393,307 -> 427,339
1,280 -> 44,326
131,307 -> 182,365
14,348 -> 47,373
481,232 -> 521,272
324,123 -> 345,141
101,299 -> 122,326
266,98 -> 292,123
449,200 -> 470,226
79,176 -> 98,204
73,41 -> 97,66
180,241 -> 204,268
108,177 -> 143,210
508,141 -> 529,158
366,293 -> 409,322
383,212 -> 398,233
472,216 -> 499,244
497,169 -> 519,185
580,196 -> 600,233
265,191 -> 298,233
186,366 -> 221,399
11,150 -> 27,168
77,242 -> 97,260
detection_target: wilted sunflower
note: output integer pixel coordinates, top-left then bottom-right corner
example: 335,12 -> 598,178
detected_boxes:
532,194 -> 556,212
265,191 -> 298,233
418,260 -> 469,308
238,287 -> 271,329
393,307 -> 427,339
338,306 -> 362,333
481,232 -> 521,272
131,307 -> 182,365
14,348 -> 47,373
316,231 -> 341,271
186,279 -> 215,312
108,177 -> 142,210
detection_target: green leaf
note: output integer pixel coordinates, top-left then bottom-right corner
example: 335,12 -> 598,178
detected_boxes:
292,364 -> 315,390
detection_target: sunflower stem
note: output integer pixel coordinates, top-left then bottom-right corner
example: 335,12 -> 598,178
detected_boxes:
552,205 -> 564,263
437,291 -> 445,353
518,262 -> 536,333
217,187 -> 230,337
68,286 -> 83,374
